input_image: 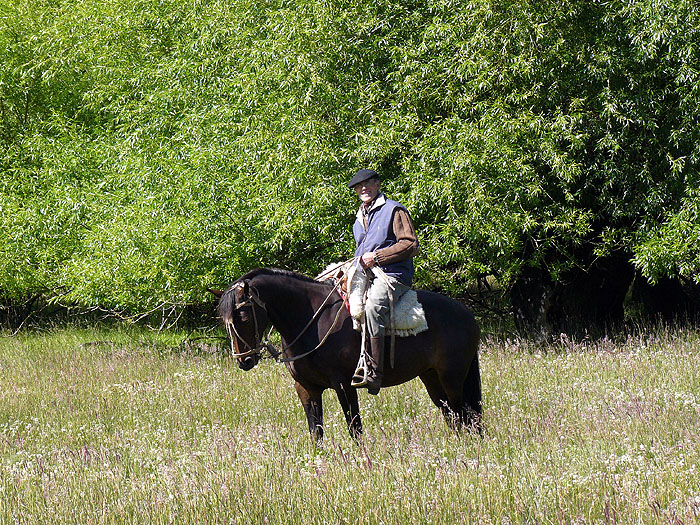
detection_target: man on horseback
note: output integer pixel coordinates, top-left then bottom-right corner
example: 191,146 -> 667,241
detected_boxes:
348,168 -> 419,394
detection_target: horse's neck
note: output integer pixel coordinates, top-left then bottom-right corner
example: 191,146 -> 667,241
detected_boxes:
254,275 -> 327,341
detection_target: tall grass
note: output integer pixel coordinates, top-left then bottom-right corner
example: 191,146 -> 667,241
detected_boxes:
1,327 -> 699,523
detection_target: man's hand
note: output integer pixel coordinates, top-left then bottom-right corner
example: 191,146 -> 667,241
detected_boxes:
360,252 -> 376,269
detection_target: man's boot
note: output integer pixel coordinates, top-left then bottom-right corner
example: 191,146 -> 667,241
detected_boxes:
365,336 -> 385,395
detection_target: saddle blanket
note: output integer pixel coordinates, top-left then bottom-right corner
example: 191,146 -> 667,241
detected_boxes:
374,288 -> 429,337
318,261 -> 428,337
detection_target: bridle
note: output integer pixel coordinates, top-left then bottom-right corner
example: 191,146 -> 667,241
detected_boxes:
224,282 -> 272,360
224,277 -> 346,363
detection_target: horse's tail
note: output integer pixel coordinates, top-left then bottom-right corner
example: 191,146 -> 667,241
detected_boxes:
464,350 -> 482,417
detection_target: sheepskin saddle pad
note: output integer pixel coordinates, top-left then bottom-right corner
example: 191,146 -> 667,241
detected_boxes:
317,261 -> 428,337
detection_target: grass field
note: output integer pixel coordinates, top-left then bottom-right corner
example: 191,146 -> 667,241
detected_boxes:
1,326 -> 699,523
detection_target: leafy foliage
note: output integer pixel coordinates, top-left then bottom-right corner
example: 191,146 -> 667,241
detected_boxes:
1,0 -> 698,319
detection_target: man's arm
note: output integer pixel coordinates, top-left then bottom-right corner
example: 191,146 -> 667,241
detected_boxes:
374,208 -> 419,265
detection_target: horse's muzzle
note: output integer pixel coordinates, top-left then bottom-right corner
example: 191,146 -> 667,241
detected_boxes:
238,354 -> 260,371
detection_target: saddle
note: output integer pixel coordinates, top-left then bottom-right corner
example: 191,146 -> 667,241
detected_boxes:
317,260 -> 428,337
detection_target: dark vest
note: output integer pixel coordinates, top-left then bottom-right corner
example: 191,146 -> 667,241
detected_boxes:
353,197 -> 415,285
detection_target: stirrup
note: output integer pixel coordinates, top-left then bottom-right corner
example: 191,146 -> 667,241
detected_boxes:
351,354 -> 369,387
351,366 -> 369,387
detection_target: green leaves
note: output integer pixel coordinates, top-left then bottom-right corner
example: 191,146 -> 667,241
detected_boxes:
1,0 -> 699,315
634,187 -> 700,285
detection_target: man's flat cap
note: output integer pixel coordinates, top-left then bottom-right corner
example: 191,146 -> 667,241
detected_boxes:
348,169 -> 379,189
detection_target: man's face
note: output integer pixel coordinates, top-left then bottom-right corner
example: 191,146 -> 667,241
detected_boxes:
354,177 -> 381,205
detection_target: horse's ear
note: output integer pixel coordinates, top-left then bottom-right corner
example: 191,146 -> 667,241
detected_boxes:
207,288 -> 223,298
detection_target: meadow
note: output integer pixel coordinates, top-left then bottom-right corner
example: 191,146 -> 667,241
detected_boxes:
1,326 -> 699,523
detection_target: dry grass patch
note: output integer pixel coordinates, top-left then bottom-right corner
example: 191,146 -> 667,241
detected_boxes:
0,327 -> 699,523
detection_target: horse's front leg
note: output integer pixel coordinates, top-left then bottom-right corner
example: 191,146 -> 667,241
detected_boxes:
334,383 -> 363,440
294,381 -> 324,442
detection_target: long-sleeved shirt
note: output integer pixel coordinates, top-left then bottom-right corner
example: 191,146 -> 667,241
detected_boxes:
360,199 -> 419,266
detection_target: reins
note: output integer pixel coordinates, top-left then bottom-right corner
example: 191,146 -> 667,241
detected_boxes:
224,275 -> 346,363
268,294 -> 345,363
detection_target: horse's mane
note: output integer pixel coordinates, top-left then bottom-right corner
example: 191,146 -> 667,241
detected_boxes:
237,267 -> 320,285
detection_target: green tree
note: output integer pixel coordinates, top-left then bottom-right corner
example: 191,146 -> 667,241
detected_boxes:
1,0 -> 698,332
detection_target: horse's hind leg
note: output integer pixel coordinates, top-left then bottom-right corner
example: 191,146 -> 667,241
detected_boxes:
419,370 -> 457,428
294,381 -> 324,442
422,359 -> 481,434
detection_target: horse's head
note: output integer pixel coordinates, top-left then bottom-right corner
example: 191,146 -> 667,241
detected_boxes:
215,280 -> 270,371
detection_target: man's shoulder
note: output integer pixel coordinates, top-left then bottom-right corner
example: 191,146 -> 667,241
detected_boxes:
377,194 -> 402,207
384,198 -> 408,213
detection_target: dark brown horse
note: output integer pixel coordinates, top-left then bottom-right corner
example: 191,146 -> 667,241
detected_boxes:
215,268 -> 481,440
